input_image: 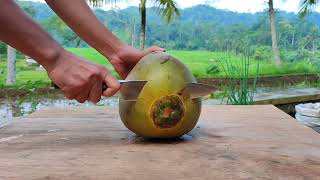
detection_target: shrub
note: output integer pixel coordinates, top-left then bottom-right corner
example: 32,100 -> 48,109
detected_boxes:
0,42 -> 6,55
221,53 -> 259,105
252,46 -> 272,61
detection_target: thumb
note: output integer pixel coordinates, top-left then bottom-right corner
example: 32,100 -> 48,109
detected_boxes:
102,72 -> 120,97
143,46 -> 166,56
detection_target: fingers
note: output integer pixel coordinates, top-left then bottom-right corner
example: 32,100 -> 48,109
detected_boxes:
48,52 -> 120,104
143,46 -> 166,56
75,89 -> 90,103
102,72 -> 120,97
88,79 -> 102,103
62,84 -> 86,101
63,79 -> 91,103
65,69 -> 119,103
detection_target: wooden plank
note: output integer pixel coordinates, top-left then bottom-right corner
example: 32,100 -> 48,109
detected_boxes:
197,74 -> 320,87
255,94 -> 320,105
0,105 -> 320,180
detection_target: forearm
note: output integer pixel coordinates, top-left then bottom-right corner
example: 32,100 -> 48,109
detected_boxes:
45,0 -> 124,60
0,0 -> 64,72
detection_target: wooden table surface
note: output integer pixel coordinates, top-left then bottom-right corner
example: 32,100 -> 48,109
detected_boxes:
0,105 -> 320,180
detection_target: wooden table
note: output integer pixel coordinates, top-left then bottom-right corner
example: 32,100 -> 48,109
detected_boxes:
1,105 -> 320,180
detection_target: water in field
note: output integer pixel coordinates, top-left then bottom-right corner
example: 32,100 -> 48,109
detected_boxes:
0,92 -> 119,128
1,87 -> 320,129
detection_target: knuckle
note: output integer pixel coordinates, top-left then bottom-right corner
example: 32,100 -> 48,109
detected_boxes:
73,82 -> 85,90
63,83 -> 82,91
104,70 -> 112,77
73,82 -> 84,89
108,83 -> 120,92
89,68 -> 101,79
76,98 -> 86,103
114,82 -> 121,90
90,96 -> 101,103
104,93 -> 112,97
109,87 -> 120,96
64,93 -> 75,100
99,66 -> 107,72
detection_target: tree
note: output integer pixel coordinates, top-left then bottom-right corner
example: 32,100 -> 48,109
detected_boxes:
88,0 -> 179,49
6,2 -> 37,85
18,1 -> 37,17
42,15 -> 83,47
278,20 -> 295,48
6,45 -> 16,85
299,0 -> 320,52
268,0 -> 281,65
299,0 -> 319,18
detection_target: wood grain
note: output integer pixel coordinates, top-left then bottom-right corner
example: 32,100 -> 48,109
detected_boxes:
0,105 -> 319,180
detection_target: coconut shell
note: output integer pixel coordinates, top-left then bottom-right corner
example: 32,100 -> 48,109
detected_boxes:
119,52 -> 201,138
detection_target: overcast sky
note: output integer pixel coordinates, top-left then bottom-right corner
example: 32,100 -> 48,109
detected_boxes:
24,0 -> 320,13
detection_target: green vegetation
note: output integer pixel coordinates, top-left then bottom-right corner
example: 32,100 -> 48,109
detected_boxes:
3,4 -> 320,59
221,54 -> 259,105
1,49 -> 318,88
69,48 -> 320,78
67,48 -> 110,65
1,2 -> 320,89
0,58 -> 50,87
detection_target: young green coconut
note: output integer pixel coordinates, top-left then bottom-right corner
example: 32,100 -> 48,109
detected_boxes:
119,52 -> 201,138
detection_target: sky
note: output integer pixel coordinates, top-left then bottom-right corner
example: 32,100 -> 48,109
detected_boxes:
24,0 -> 320,13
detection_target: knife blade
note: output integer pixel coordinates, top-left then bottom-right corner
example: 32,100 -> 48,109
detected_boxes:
102,80 -> 147,101
181,82 -> 217,99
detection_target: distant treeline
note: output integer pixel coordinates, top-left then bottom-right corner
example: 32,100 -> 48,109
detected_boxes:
1,2 -> 320,63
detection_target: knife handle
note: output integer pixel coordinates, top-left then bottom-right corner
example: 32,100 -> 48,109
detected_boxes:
102,80 -> 126,92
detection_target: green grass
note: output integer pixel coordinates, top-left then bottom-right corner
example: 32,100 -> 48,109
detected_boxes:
67,48 -> 110,65
0,48 -> 319,88
169,50 -> 318,78
68,48 -> 319,78
0,59 -> 50,88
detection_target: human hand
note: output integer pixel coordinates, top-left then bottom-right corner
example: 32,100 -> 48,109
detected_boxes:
47,51 -> 120,103
109,45 -> 165,79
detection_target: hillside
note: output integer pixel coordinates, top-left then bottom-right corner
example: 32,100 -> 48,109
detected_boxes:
2,1 -> 319,61
23,1 -> 320,26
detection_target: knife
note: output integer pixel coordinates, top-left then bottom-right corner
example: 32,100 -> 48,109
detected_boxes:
102,80 -> 147,101
180,83 -> 217,99
103,81 -> 216,100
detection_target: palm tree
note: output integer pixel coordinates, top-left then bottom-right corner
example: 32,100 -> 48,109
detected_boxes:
268,0 -> 281,66
88,0 -> 179,49
299,0 -> 319,18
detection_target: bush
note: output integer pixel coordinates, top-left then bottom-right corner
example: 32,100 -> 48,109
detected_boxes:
0,42 -> 6,55
252,46 -> 272,61
283,50 -> 320,68
221,54 -> 259,105
283,50 -> 309,63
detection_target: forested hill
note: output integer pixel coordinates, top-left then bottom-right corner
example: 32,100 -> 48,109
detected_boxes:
7,1 -> 320,58
23,1 -> 320,26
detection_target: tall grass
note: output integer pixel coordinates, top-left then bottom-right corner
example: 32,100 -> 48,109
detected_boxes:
221,53 -> 259,105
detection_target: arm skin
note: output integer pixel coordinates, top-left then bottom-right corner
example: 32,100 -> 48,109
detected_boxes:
45,0 -> 165,78
0,0 -> 120,103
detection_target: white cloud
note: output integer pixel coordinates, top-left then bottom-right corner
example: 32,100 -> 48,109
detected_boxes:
22,0 -> 320,13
